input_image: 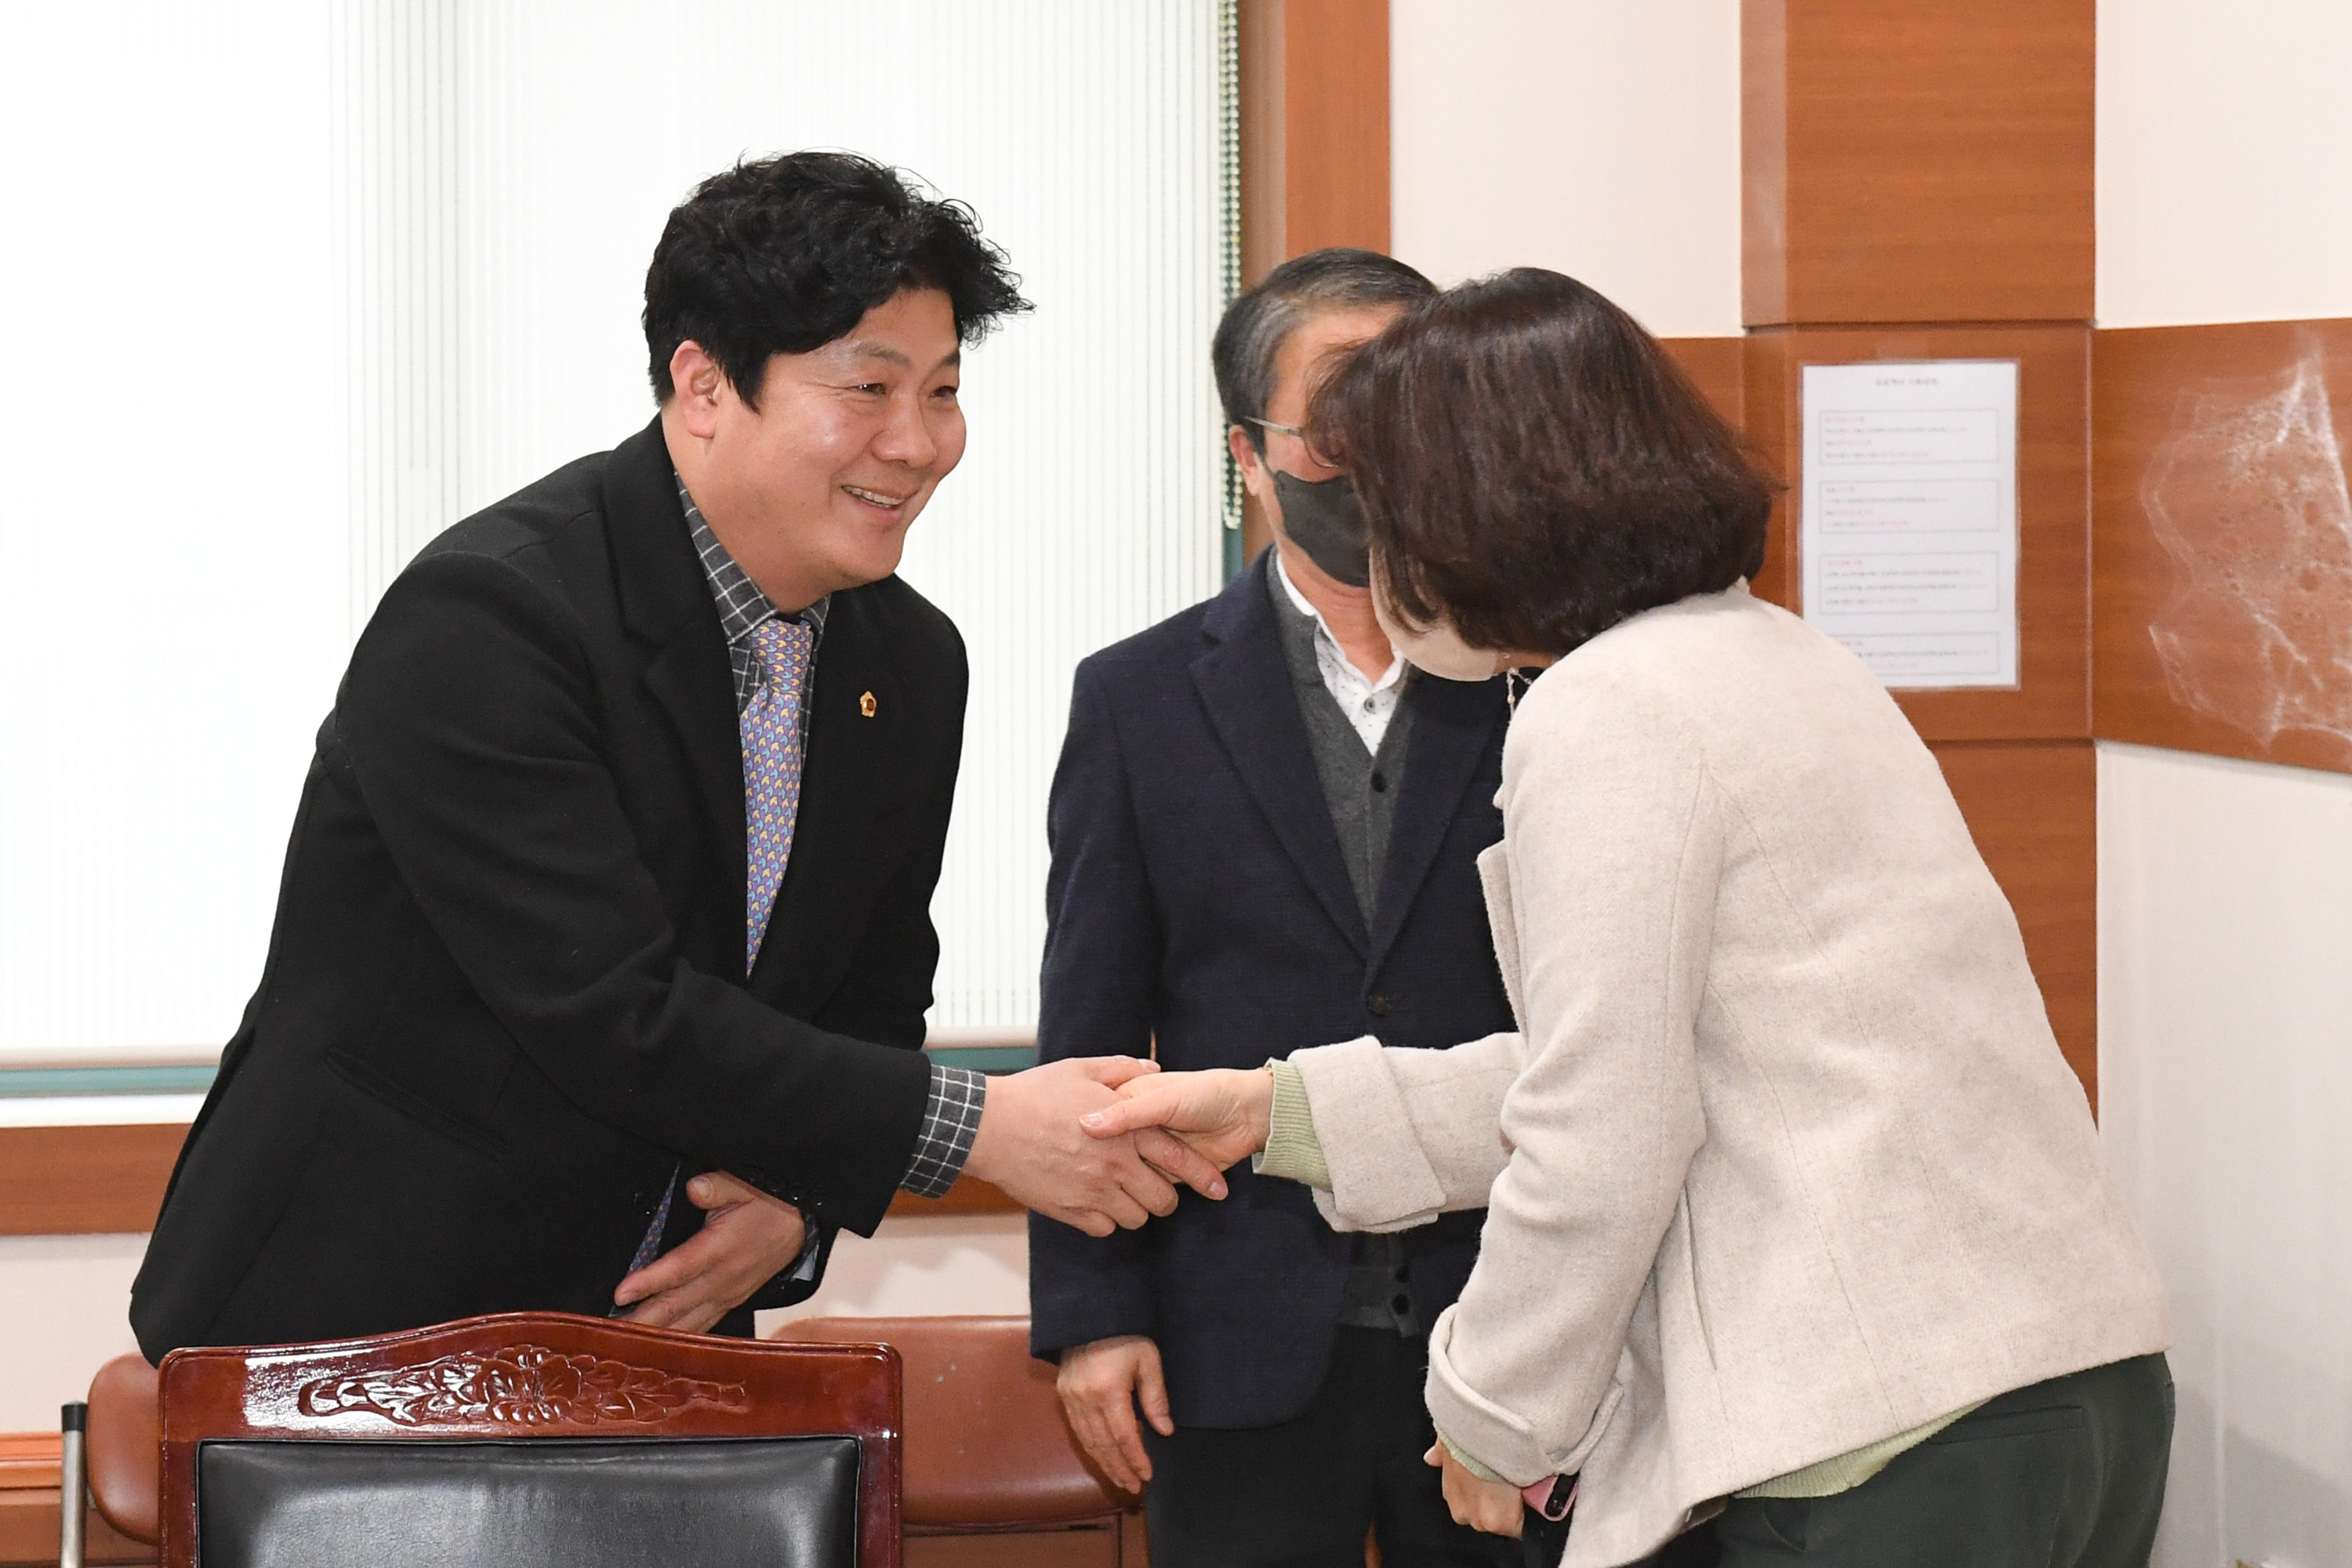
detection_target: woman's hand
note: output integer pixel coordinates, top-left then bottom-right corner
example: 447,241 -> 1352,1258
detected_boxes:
1426,1441 -> 1525,1538
1079,1066 -> 1275,1171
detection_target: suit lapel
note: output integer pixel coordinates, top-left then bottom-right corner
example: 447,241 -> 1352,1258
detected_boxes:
1369,671 -> 1506,967
1190,563 -> 1369,955
750,593 -> 900,1004
607,419 -> 749,977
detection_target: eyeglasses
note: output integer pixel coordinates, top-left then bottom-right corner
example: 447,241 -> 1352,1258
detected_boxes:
1244,416 -> 1339,470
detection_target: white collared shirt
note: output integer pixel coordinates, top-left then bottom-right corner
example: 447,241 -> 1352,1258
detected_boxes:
1272,548 -> 1407,754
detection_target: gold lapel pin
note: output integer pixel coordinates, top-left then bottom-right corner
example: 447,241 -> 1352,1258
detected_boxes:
859,691 -> 878,718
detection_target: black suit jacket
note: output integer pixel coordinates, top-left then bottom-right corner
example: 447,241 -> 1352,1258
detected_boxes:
131,419 -> 966,1359
1028,559 -> 1515,1429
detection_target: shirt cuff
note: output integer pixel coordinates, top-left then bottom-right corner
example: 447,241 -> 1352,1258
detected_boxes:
1250,1058 -> 1333,1189
785,1219 -> 824,1282
899,1062 -> 987,1198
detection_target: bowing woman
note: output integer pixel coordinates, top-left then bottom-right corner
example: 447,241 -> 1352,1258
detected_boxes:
1085,269 -> 2174,1568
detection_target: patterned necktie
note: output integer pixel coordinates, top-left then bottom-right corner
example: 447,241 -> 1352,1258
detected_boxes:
742,617 -> 816,968
619,616 -> 815,1290
743,615 -> 818,968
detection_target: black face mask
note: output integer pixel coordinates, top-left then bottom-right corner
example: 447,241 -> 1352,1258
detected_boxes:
1272,470 -> 1370,587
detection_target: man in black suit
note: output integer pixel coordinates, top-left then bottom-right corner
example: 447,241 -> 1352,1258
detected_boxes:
1031,251 -> 1519,1566
132,152 -> 1219,1359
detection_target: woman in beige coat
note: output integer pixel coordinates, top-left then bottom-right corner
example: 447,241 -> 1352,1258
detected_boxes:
1086,270 -> 2173,1568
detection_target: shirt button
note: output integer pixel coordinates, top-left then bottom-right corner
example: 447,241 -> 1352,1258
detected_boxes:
1392,1294 -> 1412,1315
1367,993 -> 1392,1017
1370,772 -> 1388,793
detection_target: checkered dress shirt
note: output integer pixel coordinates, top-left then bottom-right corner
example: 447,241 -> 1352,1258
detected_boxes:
681,476 -> 984,1198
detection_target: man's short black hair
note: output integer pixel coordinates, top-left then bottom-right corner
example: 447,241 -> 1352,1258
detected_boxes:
1211,248 -> 1436,452
644,151 -> 1030,407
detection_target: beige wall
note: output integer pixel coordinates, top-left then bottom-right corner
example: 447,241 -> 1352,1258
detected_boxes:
760,1214 -> 1029,1335
2096,0 -> 2352,326
2096,5 -> 2352,1562
0,1233 -> 145,1433
1388,0 -> 1743,336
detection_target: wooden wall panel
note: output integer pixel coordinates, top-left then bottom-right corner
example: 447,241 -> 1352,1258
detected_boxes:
0,1123 -> 183,1237
2092,319 -> 2352,775
1279,0 -> 1388,262
1236,0 -> 1389,288
1661,336 -> 1746,432
1742,0 -> 2093,325
1743,325 -> 2092,741
1236,0 -> 1287,290
1933,741 -> 2098,1105
1234,0 -> 1392,566
0,1120 -> 1015,1239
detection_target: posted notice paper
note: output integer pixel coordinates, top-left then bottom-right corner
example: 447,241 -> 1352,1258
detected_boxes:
1799,360 -> 2020,689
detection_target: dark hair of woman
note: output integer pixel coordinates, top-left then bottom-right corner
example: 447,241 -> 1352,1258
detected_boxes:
643,150 -> 1030,407
1307,267 -> 1776,658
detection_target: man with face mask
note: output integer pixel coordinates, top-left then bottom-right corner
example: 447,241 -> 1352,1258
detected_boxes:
1029,251 -> 1519,1567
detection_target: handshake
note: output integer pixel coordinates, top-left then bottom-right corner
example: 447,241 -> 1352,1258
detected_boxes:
960,1060 -> 1282,1236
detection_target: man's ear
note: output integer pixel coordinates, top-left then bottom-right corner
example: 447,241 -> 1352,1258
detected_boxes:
1228,424 -> 1271,501
668,341 -> 728,439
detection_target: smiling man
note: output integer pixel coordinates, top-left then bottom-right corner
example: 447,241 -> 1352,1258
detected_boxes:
130,152 -> 1220,1358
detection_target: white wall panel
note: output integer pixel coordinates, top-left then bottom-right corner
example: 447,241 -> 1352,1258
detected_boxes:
2097,0 -> 2352,327
1389,0 -> 1742,336
1,3 -> 355,1052
2099,741 -> 2352,1568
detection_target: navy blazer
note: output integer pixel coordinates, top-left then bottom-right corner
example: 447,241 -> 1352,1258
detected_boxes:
1029,557 -> 1515,1429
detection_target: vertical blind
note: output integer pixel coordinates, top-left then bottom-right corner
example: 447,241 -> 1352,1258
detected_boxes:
0,1 -> 1229,1054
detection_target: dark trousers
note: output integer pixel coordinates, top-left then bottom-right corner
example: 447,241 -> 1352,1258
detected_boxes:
1523,1354 -> 2174,1568
1142,1326 -> 1519,1568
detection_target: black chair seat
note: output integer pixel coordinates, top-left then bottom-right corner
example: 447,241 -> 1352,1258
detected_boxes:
198,1435 -> 858,1568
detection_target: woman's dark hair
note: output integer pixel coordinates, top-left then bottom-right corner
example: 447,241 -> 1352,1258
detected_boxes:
1308,267 -> 1774,657
644,151 -> 1029,407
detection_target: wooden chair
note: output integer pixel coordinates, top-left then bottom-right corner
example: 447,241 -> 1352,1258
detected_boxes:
775,1316 -> 1142,1567
141,1311 -> 900,1568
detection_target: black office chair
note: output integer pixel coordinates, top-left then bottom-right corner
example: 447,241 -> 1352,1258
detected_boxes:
146,1311 -> 901,1568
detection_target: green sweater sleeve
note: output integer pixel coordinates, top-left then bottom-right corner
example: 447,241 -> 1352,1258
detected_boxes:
1250,1058 -> 1332,1189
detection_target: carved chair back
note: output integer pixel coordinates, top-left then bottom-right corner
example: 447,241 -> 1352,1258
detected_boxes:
156,1311 -> 902,1568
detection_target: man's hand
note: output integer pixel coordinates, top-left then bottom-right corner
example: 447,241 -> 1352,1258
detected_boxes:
1079,1066 -> 1276,1171
614,1171 -> 807,1333
962,1058 -> 1229,1236
1427,1441 -> 1525,1538
1056,1335 -> 1174,1493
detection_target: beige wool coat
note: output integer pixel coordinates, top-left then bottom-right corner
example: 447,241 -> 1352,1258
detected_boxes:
1289,585 -> 2169,1568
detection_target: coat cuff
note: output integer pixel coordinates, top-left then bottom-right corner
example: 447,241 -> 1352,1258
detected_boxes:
1290,1036 -> 1449,1232
1423,1301 -> 1620,1489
